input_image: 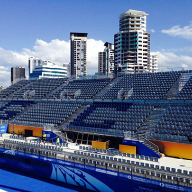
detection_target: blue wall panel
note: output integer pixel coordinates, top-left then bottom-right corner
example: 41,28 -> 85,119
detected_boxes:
0,124 -> 8,134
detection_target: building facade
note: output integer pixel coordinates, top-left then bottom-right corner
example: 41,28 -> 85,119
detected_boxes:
70,32 -> 87,78
114,9 -> 150,74
28,57 -> 43,77
98,42 -> 114,76
11,67 -> 25,82
149,53 -> 158,73
63,63 -> 71,77
28,57 -> 67,79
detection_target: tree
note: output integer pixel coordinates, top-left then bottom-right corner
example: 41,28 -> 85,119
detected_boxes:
0,86 -> 3,92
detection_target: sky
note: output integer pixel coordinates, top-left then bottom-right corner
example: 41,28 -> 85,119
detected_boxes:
0,0 -> 192,87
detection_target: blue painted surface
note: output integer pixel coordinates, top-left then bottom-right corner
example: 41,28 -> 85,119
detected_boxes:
0,124 -> 8,134
0,147 -> 191,192
42,130 -> 62,143
122,139 -> 161,158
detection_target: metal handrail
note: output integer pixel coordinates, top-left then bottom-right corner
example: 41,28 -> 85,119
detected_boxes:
146,134 -> 165,153
144,139 -> 159,153
46,136 -> 59,143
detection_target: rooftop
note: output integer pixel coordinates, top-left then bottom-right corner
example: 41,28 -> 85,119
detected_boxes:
120,9 -> 149,19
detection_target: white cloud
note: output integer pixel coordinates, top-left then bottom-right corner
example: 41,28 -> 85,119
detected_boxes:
150,29 -> 155,33
0,66 -> 10,88
162,22 -> 192,41
0,48 -> 28,67
0,38 -> 105,87
1,38 -> 192,89
23,39 -> 71,66
87,39 -> 104,73
151,51 -> 192,71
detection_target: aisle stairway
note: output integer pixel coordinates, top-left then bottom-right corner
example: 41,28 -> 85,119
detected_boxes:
135,106 -> 167,135
131,105 -> 167,155
164,72 -> 192,99
60,105 -> 90,131
52,130 -> 73,143
45,78 -> 70,99
94,77 -> 123,99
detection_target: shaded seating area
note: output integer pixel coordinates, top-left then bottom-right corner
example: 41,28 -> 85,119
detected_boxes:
0,80 -> 33,99
68,102 -> 154,133
11,78 -> 67,99
49,78 -> 111,99
177,76 -> 192,100
101,71 -> 181,100
0,100 -> 34,120
152,103 -> 192,141
14,101 -> 83,126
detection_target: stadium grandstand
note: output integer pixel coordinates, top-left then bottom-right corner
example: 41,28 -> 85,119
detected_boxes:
0,70 -> 192,142
1,70 -> 192,190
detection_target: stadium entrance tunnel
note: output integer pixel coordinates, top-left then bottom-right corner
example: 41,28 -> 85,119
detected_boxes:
66,131 -> 122,149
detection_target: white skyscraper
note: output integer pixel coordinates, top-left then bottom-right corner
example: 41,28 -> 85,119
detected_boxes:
114,9 -> 150,74
70,32 -> 87,78
98,42 -> 114,76
28,57 -> 43,76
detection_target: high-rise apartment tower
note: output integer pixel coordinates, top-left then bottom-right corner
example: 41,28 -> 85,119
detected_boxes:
98,42 -> 114,76
11,67 -> 25,82
114,9 -> 150,74
70,32 -> 87,78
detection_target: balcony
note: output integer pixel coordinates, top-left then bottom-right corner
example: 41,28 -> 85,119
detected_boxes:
129,46 -> 138,49
120,26 -> 140,31
130,34 -> 138,37
123,50 -> 136,54
124,58 -> 135,62
124,54 -> 136,58
129,18 -> 141,21
120,43 -> 129,46
129,42 -> 138,45
130,38 -> 138,41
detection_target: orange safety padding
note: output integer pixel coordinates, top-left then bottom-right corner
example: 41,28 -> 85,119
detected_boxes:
119,144 -> 136,155
92,141 -> 106,150
8,124 -> 43,137
151,140 -> 192,160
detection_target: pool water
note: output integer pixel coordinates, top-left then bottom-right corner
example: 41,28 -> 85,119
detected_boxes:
0,167 -> 81,192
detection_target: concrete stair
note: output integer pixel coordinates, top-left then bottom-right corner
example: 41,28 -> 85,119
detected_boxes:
94,77 -> 123,99
59,105 -> 89,131
164,72 -> 192,99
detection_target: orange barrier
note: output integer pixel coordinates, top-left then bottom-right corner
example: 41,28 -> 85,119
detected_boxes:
8,124 -> 43,137
92,141 -> 109,150
119,144 -> 136,155
151,140 -> 192,160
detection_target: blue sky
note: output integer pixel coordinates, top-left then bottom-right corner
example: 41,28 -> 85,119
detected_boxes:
0,0 -> 192,87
